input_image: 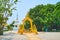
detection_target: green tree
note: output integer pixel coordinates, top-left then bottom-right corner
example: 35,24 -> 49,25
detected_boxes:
52,2 -> 60,30
28,4 -> 55,31
25,2 -> 60,31
0,0 -> 18,35
24,21 -> 30,30
7,21 -> 15,31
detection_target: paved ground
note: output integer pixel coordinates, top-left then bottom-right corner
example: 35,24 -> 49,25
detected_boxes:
37,32 -> 60,40
0,31 -> 28,40
0,31 -> 60,40
26,33 -> 41,40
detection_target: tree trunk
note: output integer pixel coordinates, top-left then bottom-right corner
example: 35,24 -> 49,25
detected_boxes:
0,24 -> 3,35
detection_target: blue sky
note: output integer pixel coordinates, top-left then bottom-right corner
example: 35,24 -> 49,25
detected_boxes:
7,0 -> 60,24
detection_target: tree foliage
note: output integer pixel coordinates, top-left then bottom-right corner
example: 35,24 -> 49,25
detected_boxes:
25,2 -> 60,31
0,0 -> 18,35
0,0 -> 18,24
6,21 -> 15,31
